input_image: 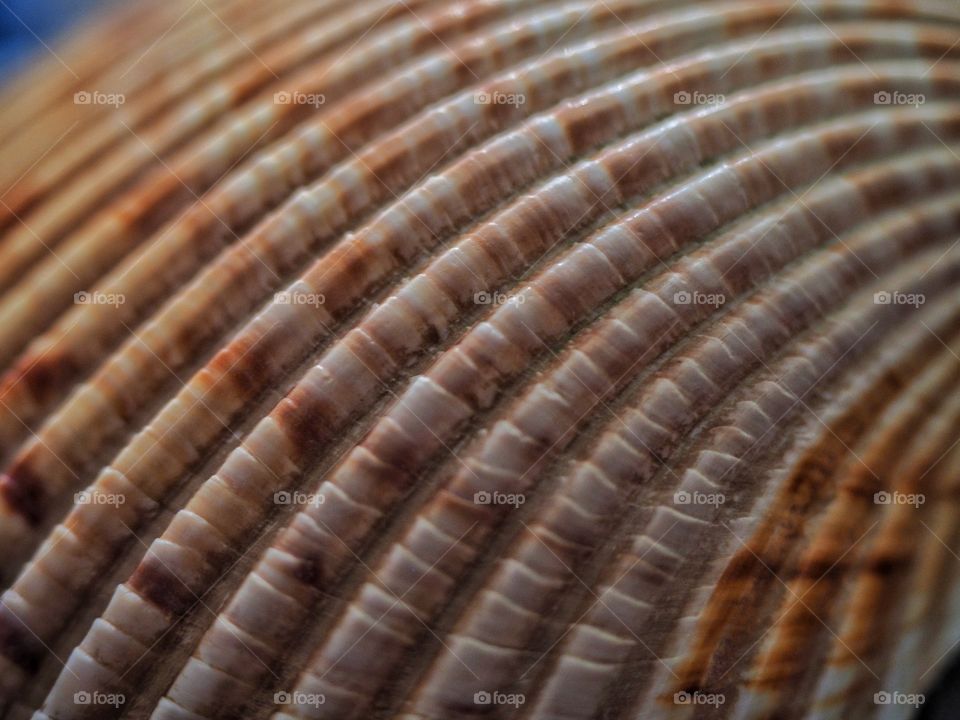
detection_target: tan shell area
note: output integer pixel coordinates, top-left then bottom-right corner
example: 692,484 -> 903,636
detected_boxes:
0,0 -> 958,718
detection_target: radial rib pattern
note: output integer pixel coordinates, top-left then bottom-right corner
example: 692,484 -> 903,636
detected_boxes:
1,1 -> 959,720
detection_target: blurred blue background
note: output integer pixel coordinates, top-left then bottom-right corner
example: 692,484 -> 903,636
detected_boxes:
0,0 -> 105,81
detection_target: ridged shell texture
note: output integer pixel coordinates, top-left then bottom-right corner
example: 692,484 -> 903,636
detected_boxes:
0,0 -> 959,718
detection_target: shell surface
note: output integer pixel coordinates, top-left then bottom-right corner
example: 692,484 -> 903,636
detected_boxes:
0,0 -> 959,718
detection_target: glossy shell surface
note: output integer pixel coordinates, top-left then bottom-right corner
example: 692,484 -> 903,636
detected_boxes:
0,1 -> 959,718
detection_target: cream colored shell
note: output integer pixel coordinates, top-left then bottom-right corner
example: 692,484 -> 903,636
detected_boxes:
0,1 -> 958,719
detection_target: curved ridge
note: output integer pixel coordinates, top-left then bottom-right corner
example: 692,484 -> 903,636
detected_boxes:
0,2 -> 958,719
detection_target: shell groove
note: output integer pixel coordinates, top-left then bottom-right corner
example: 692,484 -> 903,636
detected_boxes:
0,0 -> 959,719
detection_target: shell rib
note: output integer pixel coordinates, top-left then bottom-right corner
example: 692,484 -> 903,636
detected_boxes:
0,1 -> 959,719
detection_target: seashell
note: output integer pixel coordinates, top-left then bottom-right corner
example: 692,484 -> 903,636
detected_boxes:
0,0 -> 958,718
